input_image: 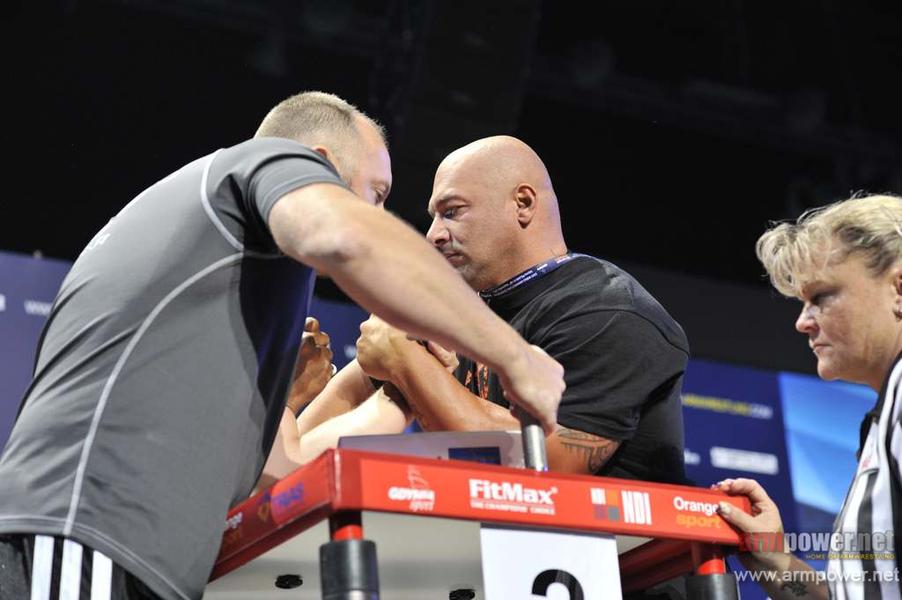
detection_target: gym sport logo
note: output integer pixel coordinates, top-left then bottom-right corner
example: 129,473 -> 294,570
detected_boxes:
387,466 -> 435,512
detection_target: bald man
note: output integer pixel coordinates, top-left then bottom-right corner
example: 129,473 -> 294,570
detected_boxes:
275,136 -> 689,482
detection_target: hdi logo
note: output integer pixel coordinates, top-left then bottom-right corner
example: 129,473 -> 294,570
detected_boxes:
590,488 -> 652,525
621,490 -> 653,525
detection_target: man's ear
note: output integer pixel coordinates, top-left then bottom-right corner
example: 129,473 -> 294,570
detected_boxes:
310,145 -> 349,185
515,184 -> 538,228
310,145 -> 333,164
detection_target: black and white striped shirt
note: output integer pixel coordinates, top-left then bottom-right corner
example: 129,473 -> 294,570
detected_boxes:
827,354 -> 902,600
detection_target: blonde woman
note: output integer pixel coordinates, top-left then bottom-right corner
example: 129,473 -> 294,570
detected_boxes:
718,194 -> 902,600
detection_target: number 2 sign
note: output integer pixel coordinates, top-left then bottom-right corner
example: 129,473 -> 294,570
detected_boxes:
479,525 -> 621,599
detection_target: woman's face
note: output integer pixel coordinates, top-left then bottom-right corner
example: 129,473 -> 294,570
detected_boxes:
795,252 -> 902,390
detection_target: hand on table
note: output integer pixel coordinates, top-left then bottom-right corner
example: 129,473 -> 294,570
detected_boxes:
714,478 -> 789,571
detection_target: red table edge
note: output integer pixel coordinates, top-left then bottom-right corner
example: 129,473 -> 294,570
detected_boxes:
211,448 -> 748,586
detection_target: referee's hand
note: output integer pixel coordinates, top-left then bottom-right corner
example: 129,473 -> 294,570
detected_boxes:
714,478 -> 790,572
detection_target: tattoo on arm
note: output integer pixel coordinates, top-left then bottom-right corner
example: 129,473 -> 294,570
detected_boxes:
412,410 -> 434,430
556,428 -> 618,472
780,581 -> 808,597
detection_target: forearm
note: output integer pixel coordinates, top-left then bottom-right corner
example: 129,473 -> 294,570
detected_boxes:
257,390 -> 411,490
296,391 -> 412,463
740,553 -> 828,600
386,344 -> 618,474
390,345 -> 519,432
296,360 -> 373,436
257,408 -> 305,491
401,374 -> 612,474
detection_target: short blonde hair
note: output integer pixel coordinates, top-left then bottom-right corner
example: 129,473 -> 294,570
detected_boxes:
255,91 -> 385,176
756,194 -> 902,297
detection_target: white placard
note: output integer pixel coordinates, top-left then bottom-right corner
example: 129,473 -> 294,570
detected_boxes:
480,524 -> 621,600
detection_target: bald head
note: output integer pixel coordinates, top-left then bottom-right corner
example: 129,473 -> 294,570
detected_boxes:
438,136 -> 559,225
427,136 -> 567,291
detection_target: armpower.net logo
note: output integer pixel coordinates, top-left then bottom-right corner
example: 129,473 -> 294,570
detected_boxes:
739,531 -> 896,560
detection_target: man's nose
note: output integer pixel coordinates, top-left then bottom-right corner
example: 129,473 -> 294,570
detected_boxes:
426,217 -> 448,246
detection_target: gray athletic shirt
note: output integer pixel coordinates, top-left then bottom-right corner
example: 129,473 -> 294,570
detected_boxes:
0,138 -> 347,600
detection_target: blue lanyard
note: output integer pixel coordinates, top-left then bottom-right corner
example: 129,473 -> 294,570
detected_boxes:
479,253 -> 582,299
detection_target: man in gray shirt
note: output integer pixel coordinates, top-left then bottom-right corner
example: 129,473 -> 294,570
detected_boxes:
0,91 -> 565,600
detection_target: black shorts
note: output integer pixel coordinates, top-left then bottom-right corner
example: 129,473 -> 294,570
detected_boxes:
0,534 -> 160,600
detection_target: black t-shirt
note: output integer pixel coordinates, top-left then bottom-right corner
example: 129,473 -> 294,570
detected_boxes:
456,255 -> 689,483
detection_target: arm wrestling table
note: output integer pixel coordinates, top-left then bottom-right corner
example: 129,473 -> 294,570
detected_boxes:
207,449 -> 751,599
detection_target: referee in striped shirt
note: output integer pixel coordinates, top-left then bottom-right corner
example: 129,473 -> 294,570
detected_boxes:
716,193 -> 902,600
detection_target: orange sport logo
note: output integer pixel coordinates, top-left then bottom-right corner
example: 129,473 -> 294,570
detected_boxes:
673,495 -> 725,529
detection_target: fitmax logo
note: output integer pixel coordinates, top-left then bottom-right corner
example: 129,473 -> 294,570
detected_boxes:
469,479 -> 558,515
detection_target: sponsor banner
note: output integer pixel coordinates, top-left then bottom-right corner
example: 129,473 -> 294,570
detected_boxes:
269,458 -> 333,525
214,449 -> 754,581
222,510 -> 244,548
710,447 -> 779,475
469,478 -> 558,516
684,448 -> 701,466
682,359 -> 796,531
589,487 -> 653,526
778,372 -> 876,532
682,359 -> 798,600
682,392 -> 774,420
216,456 -> 333,563
353,453 -> 749,542
0,251 -> 72,447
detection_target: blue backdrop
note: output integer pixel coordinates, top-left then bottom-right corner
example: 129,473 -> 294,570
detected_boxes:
0,251 -> 72,445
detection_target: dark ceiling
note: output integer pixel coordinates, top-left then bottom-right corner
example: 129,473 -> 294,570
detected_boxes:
4,0 -> 902,295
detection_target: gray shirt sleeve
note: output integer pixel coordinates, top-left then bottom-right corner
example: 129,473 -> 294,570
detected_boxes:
207,137 -> 349,254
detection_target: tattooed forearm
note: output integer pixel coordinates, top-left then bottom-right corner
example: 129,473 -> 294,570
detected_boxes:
379,382 -> 422,428
412,410 -> 434,430
556,428 -> 618,472
780,581 -> 809,597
